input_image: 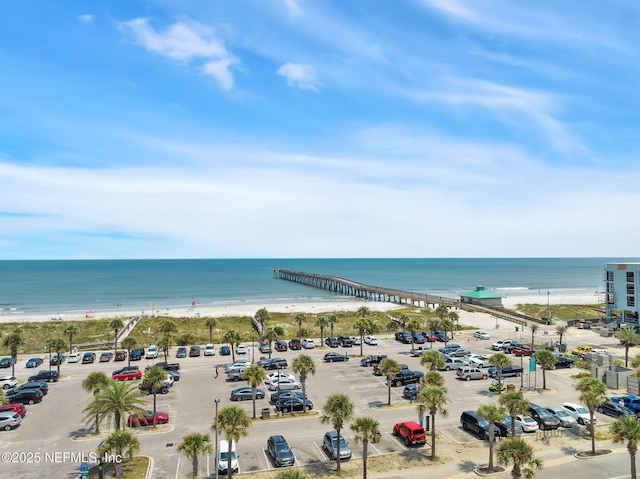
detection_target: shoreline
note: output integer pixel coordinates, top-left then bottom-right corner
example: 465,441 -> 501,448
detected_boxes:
0,291 -> 602,324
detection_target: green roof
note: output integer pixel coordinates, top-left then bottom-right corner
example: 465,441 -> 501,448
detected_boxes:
461,286 -> 501,299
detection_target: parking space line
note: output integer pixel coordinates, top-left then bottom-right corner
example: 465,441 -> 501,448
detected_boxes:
174,456 -> 180,479
262,448 -> 272,470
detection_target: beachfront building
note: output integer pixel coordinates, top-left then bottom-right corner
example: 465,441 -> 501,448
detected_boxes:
604,263 -> 640,326
460,286 -> 503,307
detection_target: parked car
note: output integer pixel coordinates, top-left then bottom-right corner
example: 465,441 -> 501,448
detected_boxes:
139,381 -> 170,395
127,410 -> 169,427
274,397 -> 313,412
82,352 -> 96,364
544,406 -> 578,427
50,353 -> 65,365
438,356 -> 466,371
390,370 -> 424,387
176,347 -> 187,358
562,402 -> 594,425
515,414 -> 539,433
552,353 -> 575,369
325,337 -> 339,348
528,405 -> 561,430
513,346 -> 534,357
189,345 -> 201,357
99,352 -> 113,362
393,421 -> 426,446
447,348 -> 470,358
301,338 -> 316,349
0,412 -> 22,431
235,344 -> 248,355
220,345 -> 231,356
150,361 -> 181,372
474,331 -> 491,340
503,341 -> 526,354
597,400 -> 637,418
130,348 -> 145,361
25,357 -> 44,368
374,363 -> 408,376
270,390 -> 306,403
225,361 -> 251,371
456,367 -> 488,381
218,440 -> 238,475
204,344 -> 215,356
467,355 -> 491,368
422,332 -> 438,342
266,378 -> 301,391
323,352 -> 349,362
487,365 -> 523,378
231,387 -> 265,401
495,414 -> 523,437
257,358 -> 288,370
226,367 -> 248,382
114,351 -> 127,361
265,371 -> 295,383
145,346 -> 158,359
489,378 -> 506,393
395,332 -> 413,344
492,339 -> 512,351
322,431 -> 352,460
259,342 -> 272,354
364,336 -> 378,345
360,354 -> 387,367
167,370 -> 180,382
350,336 -> 362,345
460,410 -> 501,440
112,369 -> 142,381
16,381 -> 48,395
438,344 -> 461,355
0,403 -> 26,418
6,389 -> 43,405
113,366 -> 139,375
0,357 -> 15,368
0,376 -> 18,390
27,370 -> 59,382
403,383 -> 420,400
288,339 -> 302,350
275,340 -> 288,352
267,435 -> 295,467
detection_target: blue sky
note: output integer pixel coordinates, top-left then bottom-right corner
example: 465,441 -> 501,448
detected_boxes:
1,1 -> 639,259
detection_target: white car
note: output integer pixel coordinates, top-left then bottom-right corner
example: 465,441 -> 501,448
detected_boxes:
364,336 -> 378,346
265,377 -> 301,391
204,344 -> 215,356
562,402 -> 594,425
301,339 -> 315,349
225,361 -> 250,371
68,352 -> 81,363
515,414 -> 539,433
266,371 -> 295,382
468,355 -> 491,368
146,345 -> 158,359
0,376 -> 18,390
235,345 -> 247,355
474,331 -> 490,340
491,339 -> 512,351
350,336 -> 362,345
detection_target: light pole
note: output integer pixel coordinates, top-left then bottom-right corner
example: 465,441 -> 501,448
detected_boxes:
214,397 -> 220,479
46,339 -> 52,372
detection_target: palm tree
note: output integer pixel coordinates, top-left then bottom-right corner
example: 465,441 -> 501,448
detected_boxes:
489,353 -> 512,394
632,354 -> 640,377
407,319 -> 421,352
422,370 -> 446,388
351,416 -> 380,479
440,318 -> 454,345
534,349 -> 557,390
328,314 -> 338,338
83,380 -> 147,432
2,329 -> 23,377
109,318 -> 125,352
435,304 -> 449,323
378,358 -> 401,406
98,430 -> 140,479
178,432 -> 214,479
611,415 -> 640,479
576,377 -> 607,454
356,306 -> 371,318
355,317 -> 375,356
316,315 -> 329,346
214,405 -> 251,479
263,328 -> 279,360
421,350 -> 445,371
63,324 -> 78,353
555,325 -> 567,348
81,372 -> 111,434
242,364 -> 267,419
292,354 -> 316,413
448,311 -> 460,335
618,327 -> 640,367
49,338 -> 67,374
499,391 -> 530,438
478,403 -> 506,472
205,317 -> 218,344
0,389 -> 7,405
294,313 -> 306,340
158,336 -> 171,362
530,323 -> 539,348
320,393 -> 355,473
496,437 -> 543,479
121,336 -> 137,367
418,385 -> 448,458
223,330 -> 242,362
255,308 -> 269,335
143,366 -> 168,427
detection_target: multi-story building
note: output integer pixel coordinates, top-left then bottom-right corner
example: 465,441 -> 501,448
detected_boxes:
604,263 -> 640,325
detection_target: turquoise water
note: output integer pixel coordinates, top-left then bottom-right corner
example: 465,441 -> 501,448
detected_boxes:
1,258 -> 638,316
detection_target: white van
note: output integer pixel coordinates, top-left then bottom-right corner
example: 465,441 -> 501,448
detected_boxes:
145,345 -> 158,359
218,440 -> 238,475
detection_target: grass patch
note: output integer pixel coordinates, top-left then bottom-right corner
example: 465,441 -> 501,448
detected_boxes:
88,456 -> 148,478
511,304 -> 603,322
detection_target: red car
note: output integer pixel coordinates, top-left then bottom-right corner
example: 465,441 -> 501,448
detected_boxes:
288,339 -> 302,350
112,370 -> 142,381
421,332 -> 437,342
0,403 -> 26,418
127,411 -> 169,427
513,346 -> 534,357
114,351 -> 127,361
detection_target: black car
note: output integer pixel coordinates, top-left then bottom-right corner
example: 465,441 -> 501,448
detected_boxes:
324,337 -> 339,348
337,336 -> 353,347
438,344 -> 461,355
231,387 -> 266,401
460,410 -> 501,440
82,352 -> 96,364
274,397 -> 313,413
597,400 -> 637,418
16,381 -> 48,395
374,363 -> 409,376
130,348 -> 145,361
504,342 -> 526,353
270,390 -> 306,403
412,333 -> 426,344
360,354 -> 387,367
139,381 -> 170,395
267,435 -> 295,467
390,370 -> 424,387
275,340 -> 288,352
528,405 -> 561,430
257,358 -> 288,370
50,354 -> 65,365
552,353 -> 575,369
25,357 -> 44,368
6,389 -> 43,405
403,383 -> 420,400
113,366 -> 139,376
488,365 -> 524,378
28,370 -> 59,383
149,361 -> 180,372
0,357 -> 16,368
189,345 -> 201,357
323,352 -> 349,362
167,370 -> 181,382
494,414 -> 523,437
395,332 -> 413,344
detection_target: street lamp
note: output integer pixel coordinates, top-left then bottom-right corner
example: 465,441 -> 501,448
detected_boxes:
46,339 -> 52,372
214,397 -> 220,479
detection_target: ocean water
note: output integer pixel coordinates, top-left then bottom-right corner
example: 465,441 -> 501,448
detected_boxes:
0,258 -> 638,316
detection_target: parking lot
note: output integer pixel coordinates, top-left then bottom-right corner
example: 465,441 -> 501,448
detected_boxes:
0,324 -> 628,478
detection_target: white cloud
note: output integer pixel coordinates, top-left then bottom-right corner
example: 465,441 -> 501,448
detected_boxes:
120,18 -> 238,91
78,14 -> 94,23
277,62 -> 319,91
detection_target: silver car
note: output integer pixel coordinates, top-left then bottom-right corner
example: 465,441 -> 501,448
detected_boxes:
323,431 -> 352,460
544,406 -> 577,427
0,412 -> 22,431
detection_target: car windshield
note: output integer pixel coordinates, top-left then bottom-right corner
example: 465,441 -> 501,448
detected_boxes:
477,419 -> 490,427
555,410 -> 570,417
576,407 -> 588,414
220,452 -> 236,461
522,417 -> 536,424
275,444 -> 291,452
